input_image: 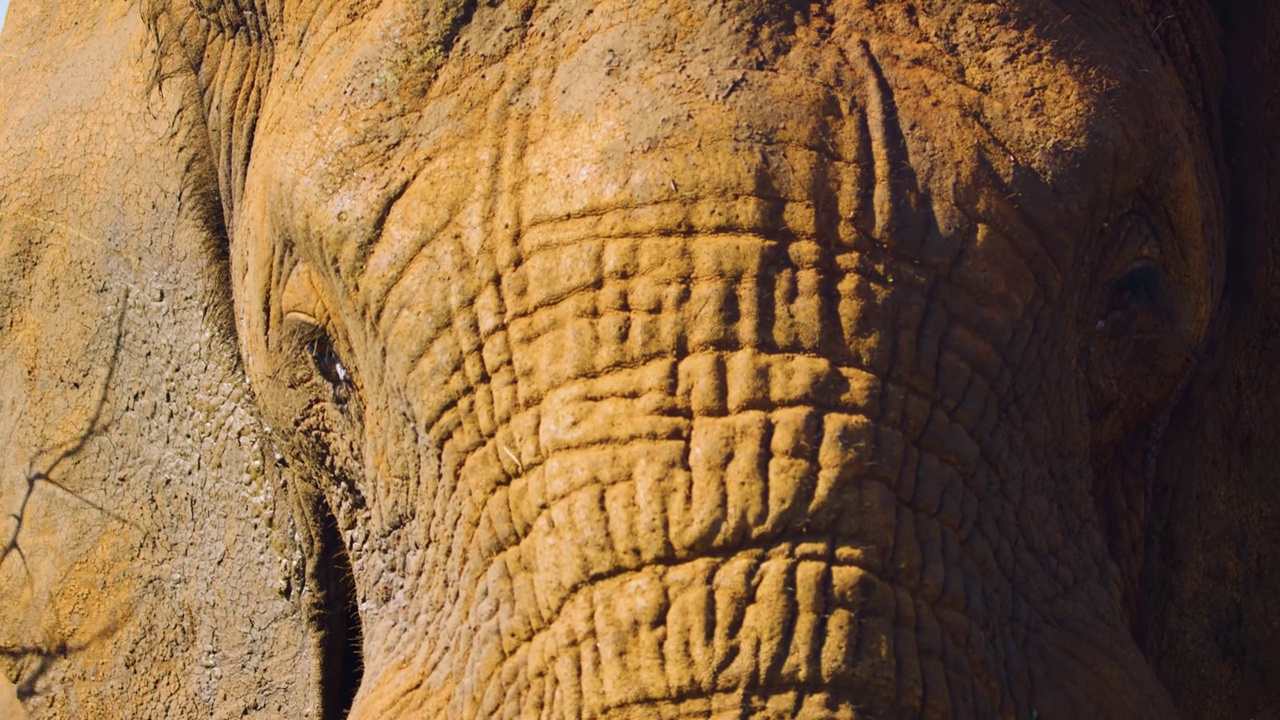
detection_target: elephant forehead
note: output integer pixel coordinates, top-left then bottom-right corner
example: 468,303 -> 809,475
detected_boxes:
248,0 -> 1193,293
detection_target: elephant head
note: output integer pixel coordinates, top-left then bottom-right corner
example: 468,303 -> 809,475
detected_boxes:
3,0 -> 1278,718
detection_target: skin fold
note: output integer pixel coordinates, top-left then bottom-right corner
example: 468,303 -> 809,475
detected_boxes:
0,0 -> 1277,718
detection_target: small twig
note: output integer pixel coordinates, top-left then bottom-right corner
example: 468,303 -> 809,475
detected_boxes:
500,445 -> 524,474
0,210 -> 164,284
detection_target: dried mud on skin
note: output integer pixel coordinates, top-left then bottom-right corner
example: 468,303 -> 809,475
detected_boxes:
2,1 -> 1280,719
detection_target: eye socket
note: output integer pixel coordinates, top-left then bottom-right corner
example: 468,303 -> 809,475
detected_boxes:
1107,260 -> 1165,315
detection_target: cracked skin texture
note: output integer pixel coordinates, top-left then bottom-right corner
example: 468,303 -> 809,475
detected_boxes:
1,0 -> 1279,719
0,2 -> 325,718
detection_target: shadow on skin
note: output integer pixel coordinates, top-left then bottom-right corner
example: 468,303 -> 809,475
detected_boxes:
0,296 -> 133,703
1,294 -> 131,579
0,674 -> 29,720
0,620 -> 124,702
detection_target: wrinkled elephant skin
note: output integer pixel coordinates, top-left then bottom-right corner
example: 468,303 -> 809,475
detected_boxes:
2,0 -> 1279,719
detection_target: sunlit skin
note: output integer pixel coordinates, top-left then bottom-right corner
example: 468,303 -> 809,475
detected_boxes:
2,1 -> 1278,718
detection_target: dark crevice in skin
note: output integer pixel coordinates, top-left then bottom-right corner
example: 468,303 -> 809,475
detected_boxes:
1210,0 -> 1263,318
432,0 -> 480,58
144,0 -> 275,260
184,151 -> 241,358
601,687 -> 887,719
1133,0 -> 1254,673
145,4 -> 245,358
308,495 -> 364,720
852,38 -> 925,257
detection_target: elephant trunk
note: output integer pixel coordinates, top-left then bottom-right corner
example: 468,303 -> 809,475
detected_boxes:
342,235 -> 1172,717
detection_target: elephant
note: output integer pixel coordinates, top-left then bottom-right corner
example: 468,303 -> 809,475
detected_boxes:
2,0 -> 1279,717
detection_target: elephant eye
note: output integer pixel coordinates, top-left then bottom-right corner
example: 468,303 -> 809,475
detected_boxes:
1096,260 -> 1167,334
1108,261 -> 1164,313
307,333 -> 352,399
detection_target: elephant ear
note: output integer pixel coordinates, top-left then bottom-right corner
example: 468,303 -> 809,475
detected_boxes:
1141,3 -> 1280,718
0,1 -> 322,717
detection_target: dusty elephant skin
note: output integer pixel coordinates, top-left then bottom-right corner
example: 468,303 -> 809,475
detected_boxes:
2,0 -> 1279,718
